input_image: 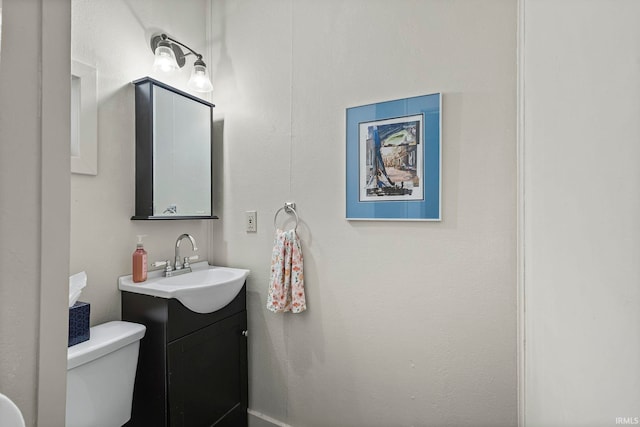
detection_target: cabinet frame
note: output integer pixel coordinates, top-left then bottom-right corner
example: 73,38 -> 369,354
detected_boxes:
131,77 -> 218,220
122,284 -> 247,427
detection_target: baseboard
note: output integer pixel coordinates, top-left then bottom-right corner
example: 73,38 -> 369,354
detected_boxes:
248,409 -> 293,427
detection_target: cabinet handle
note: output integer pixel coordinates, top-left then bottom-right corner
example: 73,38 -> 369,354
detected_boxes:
241,330 -> 248,337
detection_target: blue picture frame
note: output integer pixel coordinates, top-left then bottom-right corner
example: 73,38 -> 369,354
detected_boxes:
346,93 -> 442,221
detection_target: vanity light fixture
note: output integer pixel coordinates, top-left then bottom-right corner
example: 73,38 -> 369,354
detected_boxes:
150,33 -> 213,93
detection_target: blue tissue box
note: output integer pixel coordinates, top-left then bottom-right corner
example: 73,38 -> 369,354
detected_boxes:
68,301 -> 90,347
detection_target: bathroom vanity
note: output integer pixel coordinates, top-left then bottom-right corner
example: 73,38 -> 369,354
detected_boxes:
121,285 -> 248,427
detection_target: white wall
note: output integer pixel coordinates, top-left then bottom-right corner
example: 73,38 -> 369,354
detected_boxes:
209,1 -> 517,426
70,0 -> 211,326
0,1 -> 71,426
522,1 -> 640,426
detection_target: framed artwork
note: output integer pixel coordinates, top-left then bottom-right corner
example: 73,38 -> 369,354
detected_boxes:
346,93 -> 441,220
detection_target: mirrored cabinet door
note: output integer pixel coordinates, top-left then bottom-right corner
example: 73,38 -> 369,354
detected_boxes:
132,77 -> 217,220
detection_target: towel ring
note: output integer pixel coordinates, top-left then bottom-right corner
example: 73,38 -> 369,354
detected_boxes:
273,202 -> 299,232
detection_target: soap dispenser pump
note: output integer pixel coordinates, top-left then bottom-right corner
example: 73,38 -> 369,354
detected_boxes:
132,235 -> 148,283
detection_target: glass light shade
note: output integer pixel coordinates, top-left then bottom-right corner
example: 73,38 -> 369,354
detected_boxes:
153,44 -> 179,73
187,63 -> 213,93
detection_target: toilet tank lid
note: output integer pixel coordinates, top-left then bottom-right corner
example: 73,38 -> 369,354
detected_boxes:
67,321 -> 146,370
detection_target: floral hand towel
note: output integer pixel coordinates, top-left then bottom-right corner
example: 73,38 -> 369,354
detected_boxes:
267,228 -> 306,313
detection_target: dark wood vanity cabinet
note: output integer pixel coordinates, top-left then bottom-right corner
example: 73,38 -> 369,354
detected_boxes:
122,285 -> 248,427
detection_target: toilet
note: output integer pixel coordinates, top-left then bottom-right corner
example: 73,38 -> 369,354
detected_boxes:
0,393 -> 25,427
66,321 -> 146,427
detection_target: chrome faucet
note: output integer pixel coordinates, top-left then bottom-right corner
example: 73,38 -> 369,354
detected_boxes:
150,234 -> 199,277
175,234 -> 198,270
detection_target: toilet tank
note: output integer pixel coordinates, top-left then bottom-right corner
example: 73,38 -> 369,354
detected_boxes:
66,321 -> 146,427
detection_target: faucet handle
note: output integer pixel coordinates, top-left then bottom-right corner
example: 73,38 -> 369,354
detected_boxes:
151,260 -> 172,272
183,255 -> 199,269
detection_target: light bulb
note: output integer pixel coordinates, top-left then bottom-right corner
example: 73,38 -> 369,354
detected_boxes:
188,60 -> 213,93
153,42 -> 179,73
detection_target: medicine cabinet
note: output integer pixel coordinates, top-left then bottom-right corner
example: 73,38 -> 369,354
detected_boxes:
132,77 -> 217,220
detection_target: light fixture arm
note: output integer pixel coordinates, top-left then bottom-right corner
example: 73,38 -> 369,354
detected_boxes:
152,33 -> 206,68
161,34 -> 204,63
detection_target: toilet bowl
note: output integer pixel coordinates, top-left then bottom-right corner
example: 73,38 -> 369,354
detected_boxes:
66,321 -> 146,427
0,393 -> 25,427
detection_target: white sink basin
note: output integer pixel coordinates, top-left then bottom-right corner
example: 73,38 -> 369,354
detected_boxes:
118,262 -> 250,313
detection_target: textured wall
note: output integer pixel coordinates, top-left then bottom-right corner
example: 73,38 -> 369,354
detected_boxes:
0,0 -> 71,425
209,1 -> 517,426
523,1 -> 640,425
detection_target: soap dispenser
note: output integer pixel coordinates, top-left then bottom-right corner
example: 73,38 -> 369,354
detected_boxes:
132,235 -> 147,283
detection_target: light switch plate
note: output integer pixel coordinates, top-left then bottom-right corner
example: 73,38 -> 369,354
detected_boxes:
245,211 -> 257,232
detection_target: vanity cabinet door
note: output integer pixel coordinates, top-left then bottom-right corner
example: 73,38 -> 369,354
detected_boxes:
167,311 -> 248,427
